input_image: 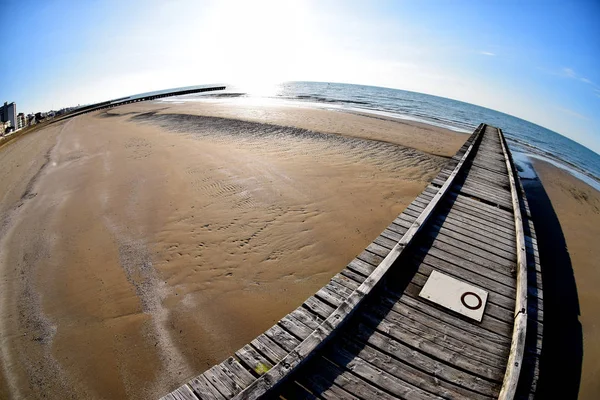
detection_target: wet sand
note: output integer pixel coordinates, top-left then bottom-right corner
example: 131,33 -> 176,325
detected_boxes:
532,160 -> 600,399
0,101 -> 465,399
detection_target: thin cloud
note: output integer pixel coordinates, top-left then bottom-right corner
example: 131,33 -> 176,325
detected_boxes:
543,67 -> 600,97
562,67 -> 576,78
479,51 -> 495,56
555,106 -> 589,120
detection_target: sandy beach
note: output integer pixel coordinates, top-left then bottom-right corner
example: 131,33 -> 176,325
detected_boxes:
0,101 -> 465,399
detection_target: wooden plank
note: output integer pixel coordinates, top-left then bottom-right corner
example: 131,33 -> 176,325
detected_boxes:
305,357 -> 397,400
350,321 -> 504,389
295,371 -> 360,400
303,296 -> 335,320
395,215 -> 517,261
497,128 -> 528,400
235,345 -> 273,376
203,365 -> 239,398
231,125 -> 485,399
416,244 -> 516,284
323,341 -> 446,400
416,238 -> 515,279
316,287 -> 343,308
280,315 -> 314,340
385,288 -> 511,343
415,259 -> 516,309
327,280 -> 354,298
160,385 -> 199,400
251,334 -> 287,364
462,176 -> 513,199
222,357 -> 255,389
290,307 -> 323,330
188,375 -> 226,400
331,273 -> 360,292
458,178 -> 513,201
364,313 -> 504,382
433,189 -> 515,221
349,256 -> 378,275
338,333 -> 496,400
455,185 -> 513,210
431,212 -> 516,248
403,281 -> 514,332
339,267 -> 368,285
264,325 -> 301,352
411,273 -> 514,323
406,201 -> 515,233
429,223 -> 516,261
401,204 -> 516,239
368,302 -> 509,361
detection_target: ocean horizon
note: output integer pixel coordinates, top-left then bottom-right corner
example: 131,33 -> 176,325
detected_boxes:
139,81 -> 600,192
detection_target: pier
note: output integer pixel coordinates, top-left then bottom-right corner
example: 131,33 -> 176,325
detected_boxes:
161,124 -> 543,400
56,85 -> 226,121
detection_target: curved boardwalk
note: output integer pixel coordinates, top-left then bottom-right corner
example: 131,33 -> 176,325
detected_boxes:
160,124 -> 543,400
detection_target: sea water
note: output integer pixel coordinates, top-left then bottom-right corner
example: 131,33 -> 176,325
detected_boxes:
156,81 -> 600,191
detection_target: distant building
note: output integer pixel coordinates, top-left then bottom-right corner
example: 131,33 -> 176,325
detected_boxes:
17,113 -> 25,129
27,114 -> 36,126
0,121 -> 10,136
1,102 -> 17,129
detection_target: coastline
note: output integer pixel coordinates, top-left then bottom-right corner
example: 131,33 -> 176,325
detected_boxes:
0,101 -> 463,399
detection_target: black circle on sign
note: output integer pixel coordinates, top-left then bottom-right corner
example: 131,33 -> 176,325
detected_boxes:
461,292 -> 482,310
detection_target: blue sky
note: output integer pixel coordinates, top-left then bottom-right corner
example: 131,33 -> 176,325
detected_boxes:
1,0 -> 599,153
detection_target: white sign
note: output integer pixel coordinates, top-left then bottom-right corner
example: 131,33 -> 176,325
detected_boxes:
419,270 -> 489,322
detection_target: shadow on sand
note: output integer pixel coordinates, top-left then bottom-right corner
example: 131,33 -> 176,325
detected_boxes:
522,178 -> 583,399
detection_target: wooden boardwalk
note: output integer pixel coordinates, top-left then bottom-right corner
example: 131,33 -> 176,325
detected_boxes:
160,124 -> 543,400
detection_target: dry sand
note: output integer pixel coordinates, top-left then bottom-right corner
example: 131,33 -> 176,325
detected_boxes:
0,101 -> 465,399
532,160 -> 600,399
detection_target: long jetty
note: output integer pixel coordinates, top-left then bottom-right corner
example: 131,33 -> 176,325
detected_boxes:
161,124 -> 543,400
56,85 -> 226,121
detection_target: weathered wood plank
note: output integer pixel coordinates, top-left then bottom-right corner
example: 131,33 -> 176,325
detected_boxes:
280,315 -> 314,341
203,365 -> 239,398
160,385 -> 198,400
251,334 -> 287,365
368,302 -> 509,361
351,320 -> 504,389
290,307 -> 324,331
338,333 -> 496,399
295,371 -> 360,400
384,288 -> 511,343
303,296 -> 335,320
497,128 -> 528,400
265,325 -> 301,352
323,341 -> 446,400
235,345 -> 273,377
222,357 -> 255,389
188,375 -> 226,400
305,357 -> 398,400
